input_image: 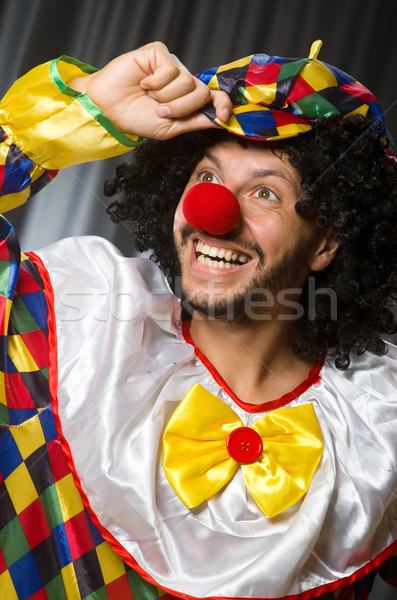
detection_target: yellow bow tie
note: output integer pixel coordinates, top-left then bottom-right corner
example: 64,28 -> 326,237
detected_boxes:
162,384 -> 323,518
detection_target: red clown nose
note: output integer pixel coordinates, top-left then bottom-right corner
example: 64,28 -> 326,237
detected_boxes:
182,183 -> 240,236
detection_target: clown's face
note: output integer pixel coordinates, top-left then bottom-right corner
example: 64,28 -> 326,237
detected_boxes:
173,140 -> 336,323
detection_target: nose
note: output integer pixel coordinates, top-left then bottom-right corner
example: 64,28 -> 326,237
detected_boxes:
182,183 -> 241,236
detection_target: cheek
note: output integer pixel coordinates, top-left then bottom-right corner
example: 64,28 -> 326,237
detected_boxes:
245,215 -> 285,253
174,175 -> 203,232
173,199 -> 186,234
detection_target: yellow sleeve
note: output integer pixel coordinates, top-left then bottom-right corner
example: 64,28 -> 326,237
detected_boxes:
0,55 -> 142,212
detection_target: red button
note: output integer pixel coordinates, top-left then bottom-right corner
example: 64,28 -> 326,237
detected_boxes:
226,427 -> 263,463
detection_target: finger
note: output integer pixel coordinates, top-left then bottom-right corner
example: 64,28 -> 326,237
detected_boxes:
168,53 -> 233,122
146,71 -> 197,103
156,84 -> 212,118
136,42 -> 182,89
211,90 -> 233,123
140,60 -> 180,90
162,111 -> 225,138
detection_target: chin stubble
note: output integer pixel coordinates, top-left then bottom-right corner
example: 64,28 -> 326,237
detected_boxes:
175,225 -> 313,326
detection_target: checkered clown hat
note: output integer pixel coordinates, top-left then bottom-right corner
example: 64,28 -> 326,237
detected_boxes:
196,41 -> 392,150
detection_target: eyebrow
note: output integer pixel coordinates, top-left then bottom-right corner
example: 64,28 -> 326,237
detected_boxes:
203,150 -> 222,171
202,150 -> 300,195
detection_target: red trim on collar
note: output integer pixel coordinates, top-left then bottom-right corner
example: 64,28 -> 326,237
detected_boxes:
182,320 -> 324,413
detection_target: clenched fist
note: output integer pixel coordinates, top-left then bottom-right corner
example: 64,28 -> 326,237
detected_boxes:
69,42 -> 232,140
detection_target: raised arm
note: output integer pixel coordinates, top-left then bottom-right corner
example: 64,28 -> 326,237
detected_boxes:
0,42 -> 232,213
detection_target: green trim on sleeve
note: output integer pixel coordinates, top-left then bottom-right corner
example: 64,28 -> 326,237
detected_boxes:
50,55 -> 98,96
50,56 -> 144,148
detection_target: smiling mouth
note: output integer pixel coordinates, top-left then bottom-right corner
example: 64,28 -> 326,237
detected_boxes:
195,240 -> 252,269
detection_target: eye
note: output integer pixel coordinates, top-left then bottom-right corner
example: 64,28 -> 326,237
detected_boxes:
198,171 -> 219,184
253,187 -> 278,202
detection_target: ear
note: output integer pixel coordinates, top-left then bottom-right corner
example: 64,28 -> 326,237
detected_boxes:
309,226 -> 339,272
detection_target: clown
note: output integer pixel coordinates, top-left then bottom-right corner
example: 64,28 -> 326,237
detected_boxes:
0,41 -> 396,600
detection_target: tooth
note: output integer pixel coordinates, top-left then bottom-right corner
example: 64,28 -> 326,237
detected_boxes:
202,244 -> 210,255
231,253 -> 238,262
239,255 -> 248,263
217,248 -> 225,259
205,257 -> 213,266
209,246 -> 218,257
224,250 -> 232,261
198,254 -> 206,263
196,241 -> 204,252
218,261 -> 225,268
225,262 -> 231,269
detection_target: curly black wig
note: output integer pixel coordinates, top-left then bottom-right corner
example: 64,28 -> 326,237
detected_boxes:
105,115 -> 397,369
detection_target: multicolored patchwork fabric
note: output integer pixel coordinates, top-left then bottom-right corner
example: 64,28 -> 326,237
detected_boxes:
196,40 -> 390,145
0,125 -> 55,428
0,400 -> 178,599
0,126 -> 58,214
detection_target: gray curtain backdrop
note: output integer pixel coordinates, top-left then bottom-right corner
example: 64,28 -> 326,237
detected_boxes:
0,2 -> 396,597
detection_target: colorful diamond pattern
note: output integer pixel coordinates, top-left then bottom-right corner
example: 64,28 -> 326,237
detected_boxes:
197,51 -> 388,143
0,403 -> 174,599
